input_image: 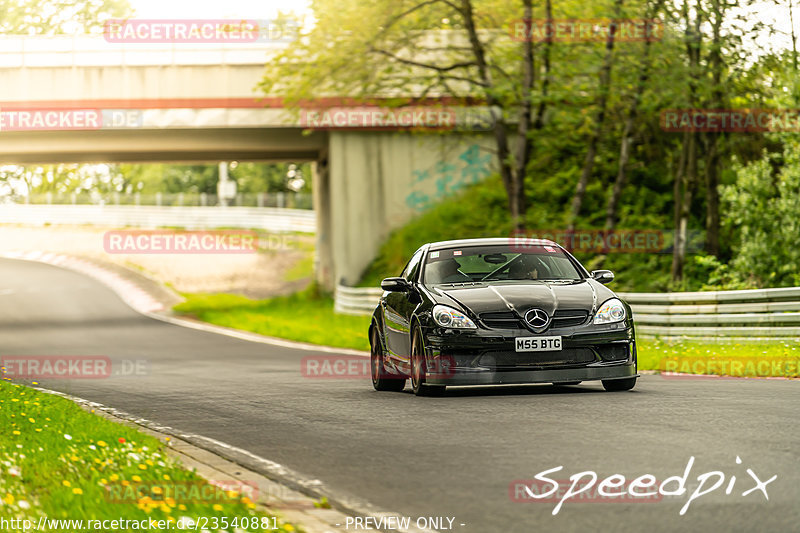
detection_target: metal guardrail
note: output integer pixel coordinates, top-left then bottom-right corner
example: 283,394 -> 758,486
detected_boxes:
0,204 -> 316,233
16,192 -> 313,209
334,284 -> 800,338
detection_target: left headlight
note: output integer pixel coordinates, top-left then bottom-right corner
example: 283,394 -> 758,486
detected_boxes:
432,305 -> 477,329
593,298 -> 627,325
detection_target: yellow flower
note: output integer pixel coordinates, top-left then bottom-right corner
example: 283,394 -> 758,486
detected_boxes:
97,440 -> 107,447
152,487 -> 163,495
241,497 -> 252,505
70,455 -> 79,462
138,464 -> 147,470
3,494 -> 14,505
62,480 -> 71,487
212,504 -> 223,511
28,418 -> 35,423
285,525 -> 295,532
12,430 -> 20,435
72,488 -> 83,495
100,479 -> 108,485
132,475 -> 142,482
35,429 -> 42,432
110,474 -> 119,481
178,504 -> 187,511
162,474 -> 171,481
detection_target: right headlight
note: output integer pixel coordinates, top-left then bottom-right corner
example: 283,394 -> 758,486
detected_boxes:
593,298 -> 627,325
432,305 -> 477,329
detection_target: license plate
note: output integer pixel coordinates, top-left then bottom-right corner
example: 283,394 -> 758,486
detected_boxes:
515,336 -> 562,352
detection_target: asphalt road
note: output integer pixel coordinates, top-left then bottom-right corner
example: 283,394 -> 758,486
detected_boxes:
1,258 -> 798,533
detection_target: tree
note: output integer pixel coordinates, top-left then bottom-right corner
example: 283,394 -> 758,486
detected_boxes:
260,0 -> 557,229
568,0 -> 623,230
0,0 -> 130,34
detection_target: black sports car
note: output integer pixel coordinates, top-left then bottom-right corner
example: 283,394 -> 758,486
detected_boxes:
369,238 -> 638,396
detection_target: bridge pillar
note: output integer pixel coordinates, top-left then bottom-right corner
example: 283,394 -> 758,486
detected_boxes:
326,131 -> 496,288
313,150 -> 335,291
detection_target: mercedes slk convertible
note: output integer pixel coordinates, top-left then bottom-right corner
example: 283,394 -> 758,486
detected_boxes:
369,238 -> 638,396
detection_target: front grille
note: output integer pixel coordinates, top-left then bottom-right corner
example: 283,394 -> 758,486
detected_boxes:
551,309 -> 589,328
480,311 -> 523,330
597,344 -> 630,362
479,348 -> 596,368
480,309 -> 589,330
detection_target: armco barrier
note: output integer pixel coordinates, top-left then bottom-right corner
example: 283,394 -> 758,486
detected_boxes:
334,284 -> 800,338
0,204 -> 316,233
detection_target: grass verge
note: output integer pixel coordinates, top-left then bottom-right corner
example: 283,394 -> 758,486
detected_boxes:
0,380 -> 299,532
637,337 -> 800,378
173,288 -> 371,352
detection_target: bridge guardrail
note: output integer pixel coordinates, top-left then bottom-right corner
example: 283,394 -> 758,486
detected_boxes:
334,284 -> 800,339
0,204 -> 316,233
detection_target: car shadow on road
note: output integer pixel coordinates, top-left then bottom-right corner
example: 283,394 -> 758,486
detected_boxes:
413,383 -> 623,398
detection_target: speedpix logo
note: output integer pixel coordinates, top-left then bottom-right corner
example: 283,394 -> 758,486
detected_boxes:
512,456 -> 776,515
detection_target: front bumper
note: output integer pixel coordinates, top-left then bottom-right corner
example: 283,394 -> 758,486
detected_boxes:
422,321 -> 637,386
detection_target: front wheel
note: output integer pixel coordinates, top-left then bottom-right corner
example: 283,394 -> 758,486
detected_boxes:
411,328 -> 445,397
602,377 -> 637,391
371,327 -> 405,392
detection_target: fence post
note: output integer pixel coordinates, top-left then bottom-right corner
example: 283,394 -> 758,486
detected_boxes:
277,192 -> 285,208
200,192 -> 207,206
156,192 -> 162,207
257,192 -> 264,208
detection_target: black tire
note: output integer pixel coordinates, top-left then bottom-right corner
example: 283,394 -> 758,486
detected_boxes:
410,328 -> 446,397
602,377 -> 637,391
370,326 -> 405,392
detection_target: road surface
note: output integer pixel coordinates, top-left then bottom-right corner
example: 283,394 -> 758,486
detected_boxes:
1,258 -> 797,533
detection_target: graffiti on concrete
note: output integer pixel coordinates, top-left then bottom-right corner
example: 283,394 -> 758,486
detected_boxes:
405,144 -> 492,211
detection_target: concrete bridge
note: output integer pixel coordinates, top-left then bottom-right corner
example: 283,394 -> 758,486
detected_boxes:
0,36 -> 497,289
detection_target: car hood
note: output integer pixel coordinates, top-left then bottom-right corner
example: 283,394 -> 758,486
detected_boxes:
428,279 -> 616,316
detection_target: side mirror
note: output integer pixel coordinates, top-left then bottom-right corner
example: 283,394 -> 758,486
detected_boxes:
381,277 -> 411,292
590,270 -> 615,284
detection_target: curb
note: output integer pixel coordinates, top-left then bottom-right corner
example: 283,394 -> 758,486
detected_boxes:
36,387 -> 352,533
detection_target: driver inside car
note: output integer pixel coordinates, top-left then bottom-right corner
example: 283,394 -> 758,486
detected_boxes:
508,255 -> 541,280
427,258 -> 472,284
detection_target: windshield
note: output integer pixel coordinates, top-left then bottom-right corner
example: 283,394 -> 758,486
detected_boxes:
422,244 -> 583,284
